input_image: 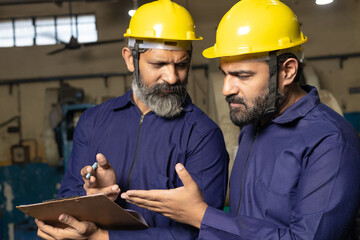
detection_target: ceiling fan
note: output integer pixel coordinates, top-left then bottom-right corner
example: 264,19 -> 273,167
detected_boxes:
47,36 -> 125,55
47,0 -> 124,55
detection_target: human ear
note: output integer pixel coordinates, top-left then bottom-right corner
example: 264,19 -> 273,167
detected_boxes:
278,58 -> 298,89
122,47 -> 135,72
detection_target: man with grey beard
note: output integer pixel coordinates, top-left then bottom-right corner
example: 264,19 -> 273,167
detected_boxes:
35,1 -> 228,240
131,70 -> 187,119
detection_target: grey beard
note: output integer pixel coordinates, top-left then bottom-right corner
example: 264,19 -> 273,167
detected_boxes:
132,76 -> 187,119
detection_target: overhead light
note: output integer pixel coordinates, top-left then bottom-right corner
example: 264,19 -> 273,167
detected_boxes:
128,9 -> 136,17
129,0 -> 138,17
316,0 -> 334,5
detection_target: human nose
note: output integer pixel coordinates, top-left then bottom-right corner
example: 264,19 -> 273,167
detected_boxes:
163,64 -> 178,85
222,75 -> 239,96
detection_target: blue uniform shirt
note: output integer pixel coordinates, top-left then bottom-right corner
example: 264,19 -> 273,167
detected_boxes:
59,90 -> 229,239
199,86 -> 360,239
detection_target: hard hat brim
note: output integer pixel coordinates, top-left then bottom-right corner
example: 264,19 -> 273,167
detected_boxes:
202,46 -> 217,59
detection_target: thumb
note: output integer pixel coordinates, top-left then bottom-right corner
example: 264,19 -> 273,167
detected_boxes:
96,153 -> 110,169
175,163 -> 195,187
59,214 -> 90,235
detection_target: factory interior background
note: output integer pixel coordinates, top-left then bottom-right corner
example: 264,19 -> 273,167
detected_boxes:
0,0 -> 359,239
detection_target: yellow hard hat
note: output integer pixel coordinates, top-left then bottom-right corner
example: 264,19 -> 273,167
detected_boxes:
124,0 -> 202,42
203,0 -> 307,58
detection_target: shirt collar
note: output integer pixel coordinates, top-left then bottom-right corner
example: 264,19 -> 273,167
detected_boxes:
112,89 -> 194,112
272,85 -> 320,124
111,89 -> 133,110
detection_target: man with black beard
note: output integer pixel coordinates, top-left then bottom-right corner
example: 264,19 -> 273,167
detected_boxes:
225,90 -> 268,128
35,1 -> 228,240
121,0 -> 360,239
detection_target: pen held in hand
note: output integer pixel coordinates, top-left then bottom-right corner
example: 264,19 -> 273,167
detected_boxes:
86,162 -> 98,179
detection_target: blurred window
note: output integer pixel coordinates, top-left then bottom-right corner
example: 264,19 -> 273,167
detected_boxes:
0,14 -> 97,48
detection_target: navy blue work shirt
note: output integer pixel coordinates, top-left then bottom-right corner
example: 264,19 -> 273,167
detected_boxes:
199,86 -> 360,239
59,90 -> 229,239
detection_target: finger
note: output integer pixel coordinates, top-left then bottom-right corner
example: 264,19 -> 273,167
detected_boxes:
37,228 -> 56,240
59,214 -> 88,235
96,153 -> 111,169
35,218 -> 45,227
89,175 -> 97,184
122,189 -> 167,201
175,163 -> 196,187
124,196 -> 166,212
81,165 -> 94,180
35,219 -> 60,239
83,176 -> 97,190
121,192 -> 128,199
86,183 -> 120,194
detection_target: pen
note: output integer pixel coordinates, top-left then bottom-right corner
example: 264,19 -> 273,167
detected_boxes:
86,162 -> 98,179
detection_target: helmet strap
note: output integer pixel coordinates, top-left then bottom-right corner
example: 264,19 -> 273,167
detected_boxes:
263,51 -> 278,117
131,42 -> 141,85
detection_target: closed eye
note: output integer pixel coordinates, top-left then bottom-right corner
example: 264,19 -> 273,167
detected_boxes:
237,74 -> 252,80
150,62 -> 167,68
176,60 -> 190,68
227,70 -> 255,80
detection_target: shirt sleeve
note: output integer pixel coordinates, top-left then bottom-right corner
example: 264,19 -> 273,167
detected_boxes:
198,142 -> 360,240
185,127 -> 229,211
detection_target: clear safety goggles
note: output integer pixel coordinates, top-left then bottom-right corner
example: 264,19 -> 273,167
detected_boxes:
128,37 -> 192,51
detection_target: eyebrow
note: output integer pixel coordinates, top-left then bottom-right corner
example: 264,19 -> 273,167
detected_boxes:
150,56 -> 190,64
219,66 -> 255,75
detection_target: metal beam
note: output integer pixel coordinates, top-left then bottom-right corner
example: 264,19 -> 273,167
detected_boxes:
0,0 -> 116,6
0,72 -> 131,86
306,52 -> 360,68
0,65 -> 209,86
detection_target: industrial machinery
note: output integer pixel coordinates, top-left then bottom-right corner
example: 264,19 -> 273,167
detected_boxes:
57,103 -> 94,170
54,83 -> 94,170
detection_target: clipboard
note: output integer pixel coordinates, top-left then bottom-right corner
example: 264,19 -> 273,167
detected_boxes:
16,193 -> 148,230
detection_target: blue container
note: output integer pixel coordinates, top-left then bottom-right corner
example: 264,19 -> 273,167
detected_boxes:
15,220 -> 38,240
344,112 -> 360,135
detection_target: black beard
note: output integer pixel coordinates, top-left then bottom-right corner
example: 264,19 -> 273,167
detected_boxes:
225,89 -> 286,127
132,75 -> 187,118
225,91 -> 269,128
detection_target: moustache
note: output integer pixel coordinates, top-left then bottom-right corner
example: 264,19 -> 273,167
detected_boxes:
150,83 -> 186,95
225,95 -> 246,105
